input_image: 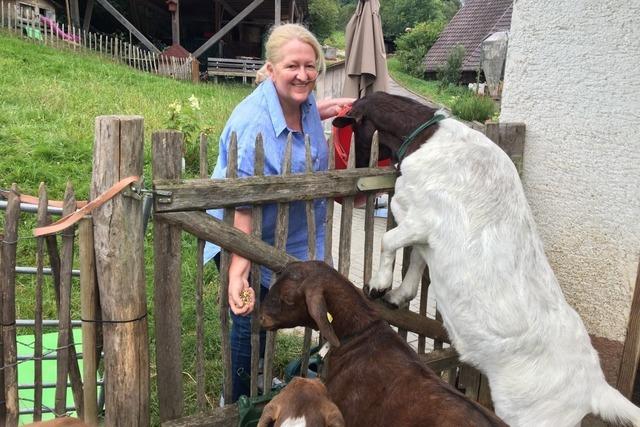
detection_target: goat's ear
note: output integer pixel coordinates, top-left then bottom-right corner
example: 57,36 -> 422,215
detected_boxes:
257,401 -> 278,427
332,115 -> 356,128
304,286 -> 340,348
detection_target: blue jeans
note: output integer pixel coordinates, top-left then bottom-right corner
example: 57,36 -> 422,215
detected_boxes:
214,253 -> 268,402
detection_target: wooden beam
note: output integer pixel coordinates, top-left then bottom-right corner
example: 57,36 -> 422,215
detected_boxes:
617,258 -> 640,397
157,211 -> 294,272
154,210 -> 449,342
94,0 -> 160,53
162,404 -> 239,427
82,0 -> 94,32
153,167 -> 398,213
191,0 -> 264,59
274,0 -> 281,26
171,0 -> 180,45
289,0 -> 295,22
69,0 -> 80,27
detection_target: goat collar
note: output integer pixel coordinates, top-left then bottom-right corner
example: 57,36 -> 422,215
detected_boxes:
396,113 -> 446,161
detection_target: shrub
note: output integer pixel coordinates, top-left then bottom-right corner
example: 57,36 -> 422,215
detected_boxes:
323,31 -> 346,50
451,92 -> 497,122
308,0 -> 340,42
165,95 -> 214,175
436,44 -> 465,87
395,20 -> 445,77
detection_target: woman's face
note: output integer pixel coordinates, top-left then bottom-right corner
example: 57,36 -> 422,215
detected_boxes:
268,39 -> 318,111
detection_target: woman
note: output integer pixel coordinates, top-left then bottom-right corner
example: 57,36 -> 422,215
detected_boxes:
204,23 -> 353,402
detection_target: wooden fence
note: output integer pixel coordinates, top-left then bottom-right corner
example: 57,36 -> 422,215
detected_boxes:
1,114 -> 526,426
0,184 -> 101,425
0,1 -> 194,81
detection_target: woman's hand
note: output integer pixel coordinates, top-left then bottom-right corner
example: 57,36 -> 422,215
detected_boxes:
228,273 -> 255,315
227,209 -> 255,316
317,97 -> 356,121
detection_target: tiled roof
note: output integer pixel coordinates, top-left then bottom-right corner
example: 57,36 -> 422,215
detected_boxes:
423,0 -> 512,72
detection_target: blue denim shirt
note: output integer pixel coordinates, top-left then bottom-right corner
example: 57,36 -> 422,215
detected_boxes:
204,79 -> 328,287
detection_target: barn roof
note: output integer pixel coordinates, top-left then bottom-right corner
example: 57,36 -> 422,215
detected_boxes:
423,0 -> 512,72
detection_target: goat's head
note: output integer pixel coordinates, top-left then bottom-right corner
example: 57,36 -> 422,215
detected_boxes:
257,377 -> 345,427
332,92 -> 441,166
260,261 -> 340,347
332,93 -> 395,168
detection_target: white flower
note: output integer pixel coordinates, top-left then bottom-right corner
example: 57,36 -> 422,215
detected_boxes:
188,94 -> 200,111
169,101 -> 182,114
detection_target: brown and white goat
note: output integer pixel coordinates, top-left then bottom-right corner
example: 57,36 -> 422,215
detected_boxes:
258,376 -> 345,427
332,91 -> 640,427
260,261 -> 508,427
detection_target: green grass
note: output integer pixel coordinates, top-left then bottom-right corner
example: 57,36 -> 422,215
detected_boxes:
0,31 -> 250,199
387,56 -> 468,110
0,31 -> 305,424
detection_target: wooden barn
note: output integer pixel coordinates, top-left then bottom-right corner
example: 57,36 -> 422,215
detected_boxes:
65,0 -> 307,63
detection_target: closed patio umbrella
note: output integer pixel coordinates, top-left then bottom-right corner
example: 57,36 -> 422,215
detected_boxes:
342,0 -> 389,98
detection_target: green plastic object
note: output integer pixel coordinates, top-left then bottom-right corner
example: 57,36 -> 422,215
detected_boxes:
236,346 -> 325,427
237,391 -> 279,427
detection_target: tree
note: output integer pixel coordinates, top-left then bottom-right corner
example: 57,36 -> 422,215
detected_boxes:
395,20 -> 445,76
308,0 -> 340,42
381,0 -> 460,41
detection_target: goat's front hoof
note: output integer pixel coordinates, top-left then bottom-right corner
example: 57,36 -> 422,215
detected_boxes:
363,284 -> 389,300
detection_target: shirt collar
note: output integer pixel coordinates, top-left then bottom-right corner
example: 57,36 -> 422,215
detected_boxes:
262,79 -> 315,137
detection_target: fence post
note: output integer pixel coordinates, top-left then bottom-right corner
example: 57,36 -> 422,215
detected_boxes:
191,57 -> 199,83
92,115 -> 149,426
79,218 -> 99,426
151,130 -> 184,421
1,184 -> 20,427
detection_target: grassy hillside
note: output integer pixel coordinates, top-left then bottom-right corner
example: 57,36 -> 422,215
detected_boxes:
0,32 -> 305,424
0,32 -> 251,199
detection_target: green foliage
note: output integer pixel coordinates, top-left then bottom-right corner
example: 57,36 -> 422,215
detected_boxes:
337,1 -> 357,29
0,33 -> 251,199
323,31 -> 346,50
451,92 -> 497,122
394,20 -> 445,77
436,44 -> 465,87
307,0 -> 340,42
387,56 -> 500,121
165,95 -> 215,175
381,0 -> 459,41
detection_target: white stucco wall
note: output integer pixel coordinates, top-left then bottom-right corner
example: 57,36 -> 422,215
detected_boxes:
500,0 -> 640,342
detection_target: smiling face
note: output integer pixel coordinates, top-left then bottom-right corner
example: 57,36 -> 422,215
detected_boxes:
267,39 -> 318,112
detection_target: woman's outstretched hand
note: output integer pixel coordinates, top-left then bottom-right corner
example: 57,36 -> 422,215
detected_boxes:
229,274 -> 255,316
317,97 -> 356,121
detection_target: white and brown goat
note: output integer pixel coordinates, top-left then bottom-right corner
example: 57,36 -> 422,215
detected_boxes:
332,91 -> 640,427
257,376 -> 345,427
260,261 -> 508,427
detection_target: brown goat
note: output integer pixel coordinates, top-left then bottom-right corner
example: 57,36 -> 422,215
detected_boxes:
22,417 -> 89,427
258,376 -> 345,427
260,261 -> 508,427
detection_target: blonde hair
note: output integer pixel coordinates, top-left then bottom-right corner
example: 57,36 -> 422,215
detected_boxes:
255,23 -> 325,84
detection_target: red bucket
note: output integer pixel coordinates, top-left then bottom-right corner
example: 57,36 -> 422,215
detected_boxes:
332,105 -> 391,169
331,106 -> 391,207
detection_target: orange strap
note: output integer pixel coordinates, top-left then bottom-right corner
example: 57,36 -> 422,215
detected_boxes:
33,176 -> 140,237
0,190 -> 88,209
